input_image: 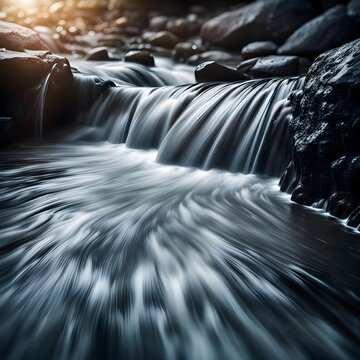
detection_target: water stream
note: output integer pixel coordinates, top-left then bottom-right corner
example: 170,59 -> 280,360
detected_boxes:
0,60 -> 359,360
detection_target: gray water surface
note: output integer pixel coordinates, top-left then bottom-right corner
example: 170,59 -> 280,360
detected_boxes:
0,143 -> 359,360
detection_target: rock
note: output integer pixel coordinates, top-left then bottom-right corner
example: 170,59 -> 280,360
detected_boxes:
86,47 -> 111,61
0,20 -> 49,52
148,31 -> 179,49
195,61 -> 247,82
200,0 -> 317,50
166,19 -> 189,39
0,49 -> 73,144
241,41 -> 278,59
284,39 -> 360,228
172,42 -> 202,62
237,55 -> 311,78
149,16 -> 171,31
347,0 -> 360,22
187,50 -> 243,66
278,5 -> 359,58
125,50 -> 155,66
0,49 -> 71,95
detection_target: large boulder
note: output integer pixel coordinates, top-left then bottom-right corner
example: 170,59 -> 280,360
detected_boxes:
200,0 -> 317,50
241,41 -> 278,60
278,5 -> 359,58
0,49 -> 73,143
0,21 -> 49,52
0,49 -> 71,95
282,39 -> 360,228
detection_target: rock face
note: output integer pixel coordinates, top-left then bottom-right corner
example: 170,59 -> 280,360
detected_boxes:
0,20 -> 49,52
278,5 -> 359,58
283,39 -> 360,228
200,0 -> 317,50
237,55 -> 311,78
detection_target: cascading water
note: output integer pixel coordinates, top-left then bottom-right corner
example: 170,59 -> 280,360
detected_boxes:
72,75 -> 304,176
0,60 -> 359,360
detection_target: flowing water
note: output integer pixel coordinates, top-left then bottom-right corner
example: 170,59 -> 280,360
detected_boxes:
0,60 -> 359,360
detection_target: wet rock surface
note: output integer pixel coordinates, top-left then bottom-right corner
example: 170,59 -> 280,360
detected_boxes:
195,61 -> 246,82
200,0 -> 317,50
283,39 -> 360,228
125,50 -> 155,66
237,55 -> 311,78
241,41 -> 279,60
278,5 -> 359,58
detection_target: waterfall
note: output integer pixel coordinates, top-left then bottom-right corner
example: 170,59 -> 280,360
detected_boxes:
73,76 -> 304,177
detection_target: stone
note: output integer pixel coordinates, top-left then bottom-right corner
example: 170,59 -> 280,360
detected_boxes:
200,0 -> 317,50
125,50 -> 155,66
86,47 -> 111,61
172,42 -> 202,62
148,31 -> 179,49
278,5 -> 359,58
237,55 -> 311,78
187,50 -> 243,66
195,61 -> 247,83
149,16 -> 171,31
284,39 -> 360,227
347,0 -> 360,22
241,41 -> 278,59
166,19 -> 189,39
0,49 -> 71,95
0,20 -> 49,52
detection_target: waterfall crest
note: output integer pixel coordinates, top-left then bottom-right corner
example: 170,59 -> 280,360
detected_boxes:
74,76 -> 304,176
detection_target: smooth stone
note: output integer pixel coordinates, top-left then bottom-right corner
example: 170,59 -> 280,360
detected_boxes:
241,41 -> 278,59
238,55 -> 311,78
347,0 -> 360,22
86,47 -> 111,61
148,31 -> 179,49
0,49 -> 71,95
0,20 -> 49,52
278,5 -> 359,57
172,42 -> 202,62
200,0 -> 317,50
125,50 -> 155,66
195,61 -> 247,82
149,16 -> 172,31
187,50 -> 243,66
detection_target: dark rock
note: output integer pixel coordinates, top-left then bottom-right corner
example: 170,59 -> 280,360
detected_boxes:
148,31 -> 179,49
347,0 -> 360,22
86,47 -> 111,61
195,61 -> 247,83
172,42 -> 202,62
241,41 -> 279,59
166,19 -> 189,39
187,50 -> 243,66
0,49 -> 71,95
237,56 -> 311,78
0,20 -> 49,52
278,5 -> 359,58
200,0 -> 317,50
149,16 -> 171,31
0,49 -> 73,144
285,39 -> 360,227
125,50 -> 155,66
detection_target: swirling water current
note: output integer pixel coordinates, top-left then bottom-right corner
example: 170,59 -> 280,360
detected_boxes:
0,60 -> 359,359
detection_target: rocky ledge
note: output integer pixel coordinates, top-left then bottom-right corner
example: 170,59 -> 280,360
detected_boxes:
281,39 -> 360,229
